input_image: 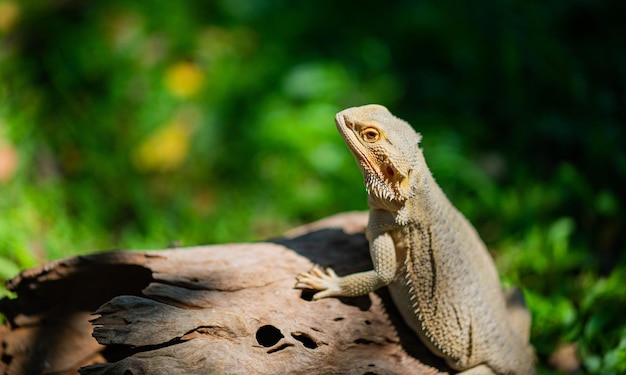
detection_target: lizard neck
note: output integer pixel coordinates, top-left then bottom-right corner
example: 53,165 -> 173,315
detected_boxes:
368,149 -> 442,226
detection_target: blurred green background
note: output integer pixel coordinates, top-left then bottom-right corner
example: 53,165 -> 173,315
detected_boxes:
0,1 -> 624,373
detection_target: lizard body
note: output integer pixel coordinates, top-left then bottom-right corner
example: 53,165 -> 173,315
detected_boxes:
296,105 -> 535,374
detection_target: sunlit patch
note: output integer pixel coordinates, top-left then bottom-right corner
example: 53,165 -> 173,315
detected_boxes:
164,62 -> 205,99
132,108 -> 200,173
0,1 -> 20,33
0,143 -> 18,183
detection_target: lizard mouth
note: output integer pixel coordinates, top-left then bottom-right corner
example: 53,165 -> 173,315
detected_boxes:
335,114 -> 378,174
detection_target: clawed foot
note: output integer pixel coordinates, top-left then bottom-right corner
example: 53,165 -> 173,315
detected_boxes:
295,266 -> 342,300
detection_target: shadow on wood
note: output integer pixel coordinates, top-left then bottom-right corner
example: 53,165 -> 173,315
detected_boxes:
0,212 -> 447,375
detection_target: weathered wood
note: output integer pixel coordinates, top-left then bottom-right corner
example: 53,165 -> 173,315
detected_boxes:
0,212 -> 448,375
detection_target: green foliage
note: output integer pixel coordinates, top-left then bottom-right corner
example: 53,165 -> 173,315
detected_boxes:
0,1 -> 624,373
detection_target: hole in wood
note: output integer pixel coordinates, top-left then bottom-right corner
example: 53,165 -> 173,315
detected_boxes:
267,343 -> 293,354
1,354 -> 12,367
256,325 -> 284,347
299,290 -> 316,301
291,332 -> 318,349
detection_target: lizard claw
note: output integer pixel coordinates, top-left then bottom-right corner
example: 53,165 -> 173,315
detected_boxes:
295,266 -> 342,300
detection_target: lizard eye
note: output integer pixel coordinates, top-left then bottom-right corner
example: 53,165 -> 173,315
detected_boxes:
361,128 -> 380,142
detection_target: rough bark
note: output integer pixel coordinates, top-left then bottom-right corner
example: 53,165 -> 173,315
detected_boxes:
0,212 -> 448,375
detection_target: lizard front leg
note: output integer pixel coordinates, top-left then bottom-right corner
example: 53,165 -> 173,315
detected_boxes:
295,231 -> 397,300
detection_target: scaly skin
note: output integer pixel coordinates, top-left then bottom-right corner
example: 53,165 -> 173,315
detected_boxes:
296,105 -> 535,374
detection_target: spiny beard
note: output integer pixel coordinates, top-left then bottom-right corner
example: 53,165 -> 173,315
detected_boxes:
364,173 -> 403,202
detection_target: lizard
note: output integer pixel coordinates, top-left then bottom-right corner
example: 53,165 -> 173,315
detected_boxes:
295,104 -> 535,374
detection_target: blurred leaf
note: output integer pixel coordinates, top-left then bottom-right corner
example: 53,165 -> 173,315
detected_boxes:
282,63 -> 353,101
526,289 -> 577,354
0,256 -> 19,280
547,217 -> 575,261
594,190 -> 618,216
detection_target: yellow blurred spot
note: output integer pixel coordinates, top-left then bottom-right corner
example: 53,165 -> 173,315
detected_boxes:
0,143 -> 18,183
132,117 -> 194,173
164,62 -> 205,99
0,1 -> 20,33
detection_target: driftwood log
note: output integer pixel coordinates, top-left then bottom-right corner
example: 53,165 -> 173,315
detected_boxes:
0,212 -> 450,375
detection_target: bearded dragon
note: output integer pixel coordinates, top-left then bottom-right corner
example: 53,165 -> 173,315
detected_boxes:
296,105 -> 535,374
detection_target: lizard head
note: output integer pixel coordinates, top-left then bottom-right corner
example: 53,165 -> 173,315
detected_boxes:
335,104 -> 422,204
